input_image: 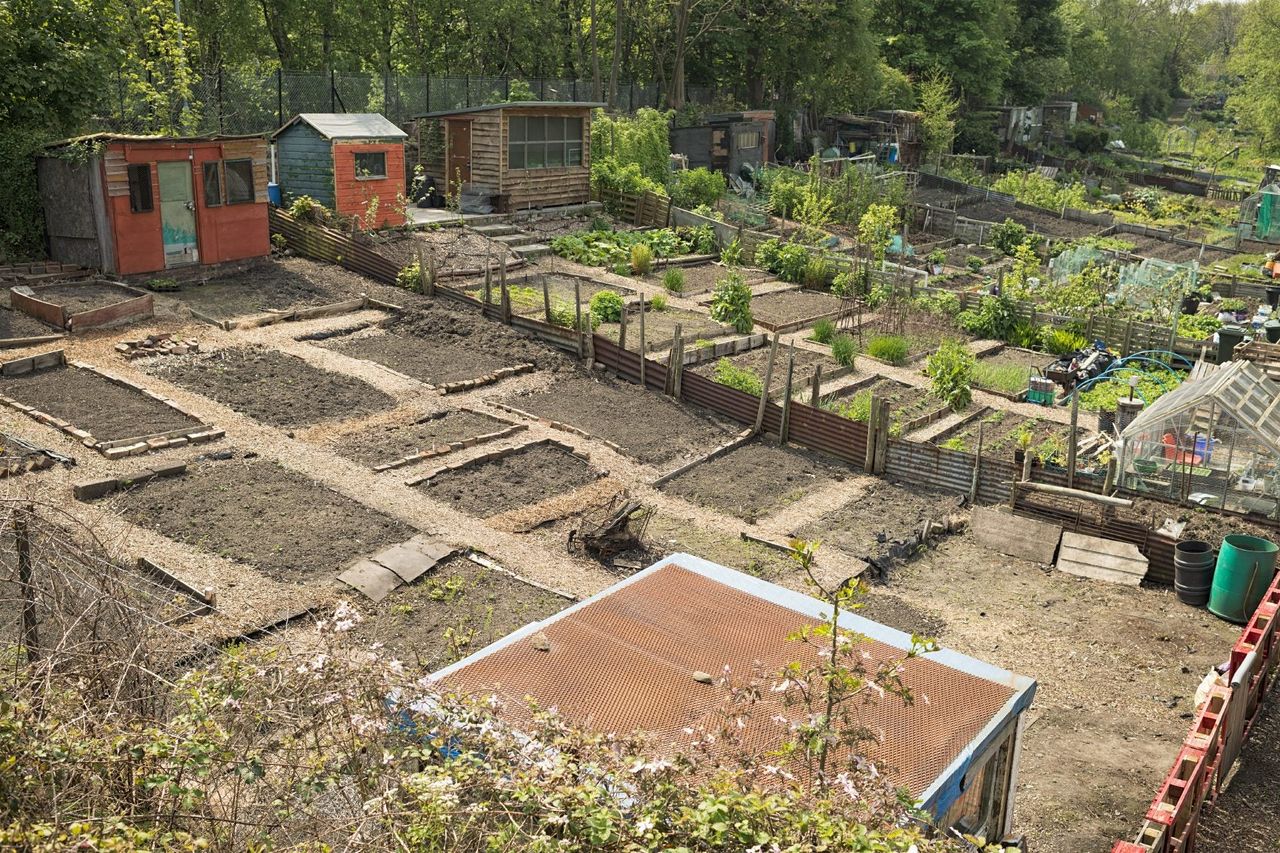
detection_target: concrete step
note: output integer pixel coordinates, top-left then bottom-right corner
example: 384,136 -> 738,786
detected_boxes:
470,223 -> 518,237
517,243 -> 553,258
492,232 -> 539,247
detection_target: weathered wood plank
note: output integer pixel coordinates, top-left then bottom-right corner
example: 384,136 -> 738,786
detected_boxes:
972,505 -> 1062,564
1057,531 -> 1147,586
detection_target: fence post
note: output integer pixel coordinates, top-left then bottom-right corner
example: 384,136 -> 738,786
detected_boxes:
500,272 -> 512,324
779,345 -> 795,443
330,69 -> 336,112
484,260 -> 492,307
574,279 -> 583,359
753,334 -> 780,436
618,299 -> 628,351
1067,393 -> 1079,489
465,75 -> 470,107
277,69 -> 284,129
970,421 -> 985,503
16,506 -> 37,664
638,299 -> 646,387
810,364 -> 822,407
864,395 -> 879,472
542,275 -> 552,324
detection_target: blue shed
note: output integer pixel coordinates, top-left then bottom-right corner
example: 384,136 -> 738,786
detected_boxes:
272,113 -> 408,227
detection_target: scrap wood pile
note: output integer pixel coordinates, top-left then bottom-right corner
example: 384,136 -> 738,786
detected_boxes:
116,333 -> 201,359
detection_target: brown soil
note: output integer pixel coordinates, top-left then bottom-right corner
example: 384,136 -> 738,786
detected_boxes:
0,365 -> 201,441
956,200 -> 1103,239
644,263 -> 768,296
161,258 -> 348,320
346,556 -> 569,673
519,214 -> 621,242
325,410 -> 516,467
502,373 -> 728,464
1127,498 -> 1280,546
798,480 -> 964,566
853,317 -> 959,362
107,452 -> 414,581
822,377 -> 948,435
880,533 -> 1239,853
691,345 -> 837,398
324,331 -> 514,385
416,443 -> 599,518
0,307 -> 58,338
935,410 -> 1075,464
975,346 -> 1047,374
1197,680 -> 1280,852
145,346 -> 394,428
940,244 -> 996,270
374,228 -> 516,275
750,289 -> 843,327
33,282 -> 143,313
662,440 -> 844,522
596,305 -> 729,352
1124,234 -> 1233,264
912,186 -> 965,208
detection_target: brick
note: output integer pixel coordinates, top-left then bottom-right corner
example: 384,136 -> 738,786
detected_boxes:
103,446 -> 133,459
146,438 -> 169,451
73,478 -> 120,501
149,462 -> 187,479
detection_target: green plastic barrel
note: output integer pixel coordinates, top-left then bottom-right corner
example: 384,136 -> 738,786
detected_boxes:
1208,535 -> 1279,624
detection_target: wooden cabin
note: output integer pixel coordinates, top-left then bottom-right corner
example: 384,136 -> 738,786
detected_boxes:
273,113 -> 408,227
415,102 -> 602,213
36,133 -> 271,276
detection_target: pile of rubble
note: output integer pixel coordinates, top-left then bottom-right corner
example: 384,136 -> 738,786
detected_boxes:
115,333 -> 200,359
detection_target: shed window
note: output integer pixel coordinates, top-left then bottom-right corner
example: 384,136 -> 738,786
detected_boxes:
354,151 -> 387,179
127,164 -> 153,213
735,130 -> 761,150
224,159 -> 255,204
508,115 -> 584,170
202,162 -> 222,207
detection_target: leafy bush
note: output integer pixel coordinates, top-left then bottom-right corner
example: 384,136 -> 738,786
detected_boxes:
831,334 -> 857,366
913,291 -> 960,316
709,272 -> 753,333
722,238 -> 744,266
549,301 -> 599,330
803,256 -> 832,288
831,270 -> 858,297
1068,123 -> 1111,154
551,228 -> 702,267
682,223 -> 719,255
671,167 -> 727,209
812,319 -> 836,344
1007,321 -> 1040,350
630,243 -> 654,274
395,262 -> 423,291
713,357 -> 764,396
957,295 -> 1017,341
589,289 -> 625,323
966,255 -> 985,272
989,218 -> 1029,256
866,335 -> 909,365
991,171 -> 1088,211
662,267 -> 685,293
650,292 -> 668,311
287,194 -> 334,226
1177,313 -> 1222,340
924,339 -> 975,411
1040,326 -> 1088,355
590,107 -> 672,189
612,262 -> 631,277
926,248 -> 947,267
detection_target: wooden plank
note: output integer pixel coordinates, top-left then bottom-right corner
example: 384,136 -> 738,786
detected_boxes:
1057,531 -> 1147,586
972,505 -> 1063,564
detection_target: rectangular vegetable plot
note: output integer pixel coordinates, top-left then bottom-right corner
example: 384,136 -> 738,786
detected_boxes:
413,442 -> 600,518
0,360 -> 215,454
660,441 -> 843,523
145,346 -> 394,428
105,453 -> 414,581
323,409 -> 524,469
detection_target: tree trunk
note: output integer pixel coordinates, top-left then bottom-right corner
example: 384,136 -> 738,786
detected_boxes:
591,0 -> 602,100
608,0 -> 625,106
259,0 -> 293,69
667,0 -> 691,110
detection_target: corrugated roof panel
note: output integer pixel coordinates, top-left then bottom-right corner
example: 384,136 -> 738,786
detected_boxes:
286,113 -> 407,140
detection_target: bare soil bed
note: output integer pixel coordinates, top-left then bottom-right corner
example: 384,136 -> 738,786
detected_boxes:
164,258 -> 352,320
749,289 -> 844,328
324,330 -> 512,385
501,373 -> 728,464
821,377 -> 950,436
928,272 -> 989,293
321,409 -> 517,467
106,452 -> 414,581
596,305 -> 729,352
374,228 -> 516,275
0,365 -> 201,441
661,440 -> 843,522
644,263 -> 768,296
145,346 -> 394,428
416,443 -> 599,517
0,307 -> 58,338
850,317 -> 960,363
462,274 -> 635,317
875,532 -> 1238,853
1124,234 -> 1230,264
30,282 -> 142,313
940,243 -> 996,270
956,200 -> 1103,239
934,409 -> 1076,466
519,214 -> 623,242
691,345 -> 839,398
1127,497 -> 1280,545
912,186 -> 965,208
347,555 -> 569,672
799,480 -> 964,565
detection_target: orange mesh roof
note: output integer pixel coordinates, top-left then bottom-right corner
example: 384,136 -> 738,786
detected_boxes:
439,557 -> 1028,797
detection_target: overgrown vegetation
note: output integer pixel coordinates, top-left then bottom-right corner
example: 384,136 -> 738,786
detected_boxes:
924,339 -> 975,410
709,271 -> 754,333
866,335 -> 910,365
589,289 -> 625,323
712,357 -> 764,395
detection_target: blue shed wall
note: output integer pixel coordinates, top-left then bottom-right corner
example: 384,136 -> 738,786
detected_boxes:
276,123 -> 335,206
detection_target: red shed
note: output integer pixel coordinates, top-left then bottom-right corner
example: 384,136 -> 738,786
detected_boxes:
36,133 -> 271,277
272,113 -> 408,228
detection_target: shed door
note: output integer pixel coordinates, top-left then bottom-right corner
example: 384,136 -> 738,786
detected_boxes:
157,161 -> 198,267
446,120 -> 472,191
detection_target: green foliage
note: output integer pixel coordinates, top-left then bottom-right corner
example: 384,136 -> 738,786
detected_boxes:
1068,123 -> 1111,154
917,71 -> 959,160
989,218 -> 1029,256
650,293 -> 668,311
590,108 -> 672,191
1040,326 -> 1088,356
867,335 -> 909,365
831,334 -> 858,367
813,319 -> 837,344
1079,371 -> 1184,412
713,357 -> 764,396
1178,313 -> 1223,341
858,203 -> 899,265
965,255 -> 985,272
957,295 -> 1018,341
396,262 -> 423,291
662,267 -> 685,293
550,228 -> 701,267
709,272 -> 754,333
589,289 -> 624,323
671,167 -> 727,209
144,277 -> 179,292
630,243 -> 654,274
913,291 -> 960,316
971,361 -> 1032,396
831,270 -> 858,298
611,261 -> 631,277
991,171 -> 1088,212
722,238 -> 744,266
507,78 -> 536,101
803,256 -> 833,288
924,340 -> 975,411
288,195 -> 335,226
1007,321 -> 1040,349
683,223 -> 719,255
754,238 -> 811,284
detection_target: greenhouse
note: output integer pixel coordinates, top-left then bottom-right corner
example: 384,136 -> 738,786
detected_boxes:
1116,359 -> 1280,517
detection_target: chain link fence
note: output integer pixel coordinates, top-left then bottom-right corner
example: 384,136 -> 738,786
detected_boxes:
91,69 -> 713,136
